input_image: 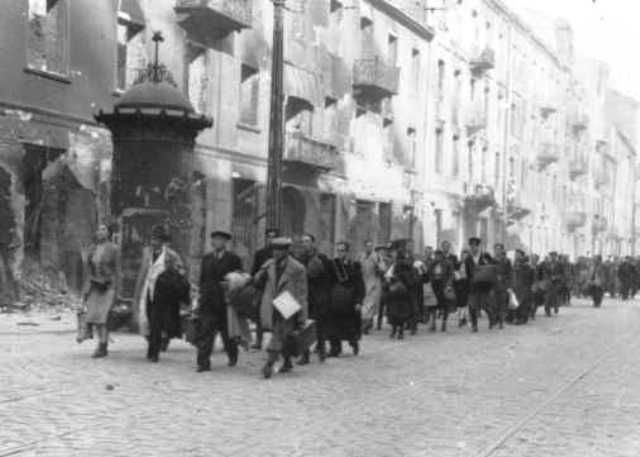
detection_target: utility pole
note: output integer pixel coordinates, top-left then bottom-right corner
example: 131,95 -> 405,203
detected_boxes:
265,0 -> 286,231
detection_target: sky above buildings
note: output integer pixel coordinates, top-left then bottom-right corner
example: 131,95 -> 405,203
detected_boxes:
508,0 -> 640,100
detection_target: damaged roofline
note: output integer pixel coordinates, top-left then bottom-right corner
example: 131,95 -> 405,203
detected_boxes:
0,100 -> 99,127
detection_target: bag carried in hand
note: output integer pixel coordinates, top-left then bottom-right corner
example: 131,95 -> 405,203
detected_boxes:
76,310 -> 92,343
444,284 -> 457,301
284,320 -> 317,357
508,289 -> 519,310
472,264 -> 497,285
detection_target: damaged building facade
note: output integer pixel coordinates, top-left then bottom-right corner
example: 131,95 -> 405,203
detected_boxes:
1,0 -> 638,305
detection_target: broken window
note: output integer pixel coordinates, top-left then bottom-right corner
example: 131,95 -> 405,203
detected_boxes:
186,43 -> 209,114
435,127 -> 444,174
239,64 -> 260,126
407,127 -> 417,170
116,3 -> 146,91
27,0 -> 69,75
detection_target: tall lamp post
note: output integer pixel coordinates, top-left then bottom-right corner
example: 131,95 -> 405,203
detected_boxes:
265,0 -> 286,231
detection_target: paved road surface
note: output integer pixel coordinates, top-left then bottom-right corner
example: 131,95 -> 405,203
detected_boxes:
1,298 -> 639,457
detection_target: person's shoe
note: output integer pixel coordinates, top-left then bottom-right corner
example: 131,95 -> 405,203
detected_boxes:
91,343 -> 107,358
262,362 -> 274,379
280,358 -> 293,374
227,353 -> 238,367
196,364 -> 211,373
318,351 -> 326,363
351,341 -> 359,356
397,332 -> 404,340
160,338 -> 169,352
441,321 -> 447,332
149,354 -> 159,363
471,325 -> 478,333
297,353 -> 310,365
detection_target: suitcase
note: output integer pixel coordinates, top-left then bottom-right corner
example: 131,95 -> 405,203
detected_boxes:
472,264 -> 497,285
284,320 -> 317,357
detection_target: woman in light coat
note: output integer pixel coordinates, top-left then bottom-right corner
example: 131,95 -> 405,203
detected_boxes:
82,224 -> 121,358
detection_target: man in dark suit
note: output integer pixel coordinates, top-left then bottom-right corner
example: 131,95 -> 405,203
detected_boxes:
195,230 -> 243,372
250,228 -> 279,350
464,237 -> 494,332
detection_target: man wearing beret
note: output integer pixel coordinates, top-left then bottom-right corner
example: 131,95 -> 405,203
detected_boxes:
195,230 -> 243,372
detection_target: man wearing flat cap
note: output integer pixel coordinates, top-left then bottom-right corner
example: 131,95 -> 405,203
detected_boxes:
250,228 -> 280,350
133,224 -> 186,362
463,237 -> 495,332
540,251 -> 563,317
512,249 -> 534,325
195,230 -> 243,372
254,237 -> 308,379
492,243 -> 513,329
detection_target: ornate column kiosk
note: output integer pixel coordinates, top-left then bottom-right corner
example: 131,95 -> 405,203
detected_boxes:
95,33 -> 212,327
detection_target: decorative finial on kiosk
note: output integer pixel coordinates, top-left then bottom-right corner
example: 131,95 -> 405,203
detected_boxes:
151,31 -> 164,83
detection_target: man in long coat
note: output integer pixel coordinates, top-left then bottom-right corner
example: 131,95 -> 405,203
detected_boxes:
250,228 -> 279,349
493,243 -> 513,329
359,240 -> 385,335
464,237 -> 494,332
254,237 -> 308,379
195,230 -> 243,372
297,233 -> 333,364
512,249 -> 534,324
133,225 -> 185,362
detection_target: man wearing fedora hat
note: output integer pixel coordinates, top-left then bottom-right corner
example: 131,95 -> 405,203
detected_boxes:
195,230 -> 243,372
133,224 -> 185,362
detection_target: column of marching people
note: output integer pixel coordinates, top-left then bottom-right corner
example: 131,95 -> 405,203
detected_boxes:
77,223 -> 640,378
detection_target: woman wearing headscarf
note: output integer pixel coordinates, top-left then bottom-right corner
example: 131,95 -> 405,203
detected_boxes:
82,223 -> 121,358
385,239 -> 418,339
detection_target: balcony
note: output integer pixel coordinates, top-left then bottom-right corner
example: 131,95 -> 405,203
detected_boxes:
593,168 -> 610,188
465,184 -> 496,212
175,0 -> 252,41
565,211 -> 587,231
353,57 -> 400,101
537,142 -> 560,168
569,156 -> 588,179
284,131 -> 339,171
508,202 -> 531,220
569,111 -> 589,131
592,215 -> 608,234
465,106 -> 486,136
470,47 -> 495,75
539,97 -> 558,117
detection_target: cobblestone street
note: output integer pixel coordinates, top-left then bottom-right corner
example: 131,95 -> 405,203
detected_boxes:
1,298 -> 640,457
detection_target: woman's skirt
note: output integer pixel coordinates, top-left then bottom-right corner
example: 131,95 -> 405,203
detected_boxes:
85,283 -> 116,325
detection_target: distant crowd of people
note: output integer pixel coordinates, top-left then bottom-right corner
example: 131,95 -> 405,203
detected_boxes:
77,223 -> 636,379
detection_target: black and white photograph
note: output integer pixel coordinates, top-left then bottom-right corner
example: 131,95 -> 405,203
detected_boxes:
1,0 -> 639,456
